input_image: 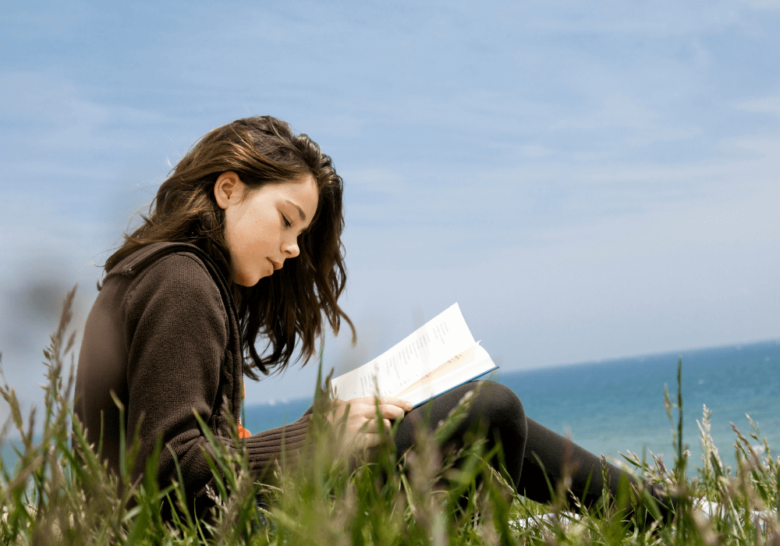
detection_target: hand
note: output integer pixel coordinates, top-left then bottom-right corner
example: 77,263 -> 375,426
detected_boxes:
328,396 -> 413,453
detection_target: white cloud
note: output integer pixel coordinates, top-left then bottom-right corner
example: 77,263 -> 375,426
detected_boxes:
0,72 -> 159,131
522,0 -> 748,36
333,123 -> 780,372
0,72 -> 168,188
741,0 -> 780,9
738,96 -> 780,118
340,168 -> 406,192
518,144 -> 553,157
552,95 -> 703,146
341,175 -> 780,369
3,0 -> 780,408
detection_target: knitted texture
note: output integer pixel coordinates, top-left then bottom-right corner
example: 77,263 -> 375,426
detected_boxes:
74,243 -> 311,510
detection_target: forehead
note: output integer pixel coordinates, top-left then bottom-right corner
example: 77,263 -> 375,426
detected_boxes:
280,174 -> 317,200
271,175 -> 319,217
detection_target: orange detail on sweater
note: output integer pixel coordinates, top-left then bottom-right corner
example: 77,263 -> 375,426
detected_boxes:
238,379 -> 251,438
238,423 -> 251,438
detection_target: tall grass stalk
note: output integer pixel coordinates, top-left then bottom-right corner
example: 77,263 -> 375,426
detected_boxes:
1,289 -> 780,544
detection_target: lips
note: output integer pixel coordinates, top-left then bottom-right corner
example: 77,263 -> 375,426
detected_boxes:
267,259 -> 283,275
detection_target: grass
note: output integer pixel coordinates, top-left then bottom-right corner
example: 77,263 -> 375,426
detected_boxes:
1,287 -> 780,544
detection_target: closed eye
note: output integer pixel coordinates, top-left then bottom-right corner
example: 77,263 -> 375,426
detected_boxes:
282,214 -> 292,228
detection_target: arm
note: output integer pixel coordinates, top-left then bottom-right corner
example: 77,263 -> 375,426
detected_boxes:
328,396 -> 412,453
123,252 -> 317,506
123,253 -> 228,504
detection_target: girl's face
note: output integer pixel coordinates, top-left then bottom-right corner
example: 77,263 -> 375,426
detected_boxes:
214,171 -> 319,287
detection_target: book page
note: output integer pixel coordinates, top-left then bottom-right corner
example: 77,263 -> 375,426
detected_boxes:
396,343 -> 481,398
330,303 -> 475,400
400,345 -> 497,407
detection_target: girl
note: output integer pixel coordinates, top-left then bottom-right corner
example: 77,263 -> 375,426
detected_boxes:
74,116 -> 667,521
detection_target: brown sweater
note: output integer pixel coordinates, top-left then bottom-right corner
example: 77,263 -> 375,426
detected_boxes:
74,242 -> 310,511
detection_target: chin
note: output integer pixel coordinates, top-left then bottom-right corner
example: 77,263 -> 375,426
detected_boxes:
232,272 -> 261,287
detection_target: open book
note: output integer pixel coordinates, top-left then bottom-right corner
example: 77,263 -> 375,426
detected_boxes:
331,304 -> 498,407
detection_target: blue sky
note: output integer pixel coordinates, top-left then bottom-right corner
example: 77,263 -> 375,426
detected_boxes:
1,0 -> 779,413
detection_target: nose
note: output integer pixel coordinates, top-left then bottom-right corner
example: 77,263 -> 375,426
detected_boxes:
283,238 -> 300,259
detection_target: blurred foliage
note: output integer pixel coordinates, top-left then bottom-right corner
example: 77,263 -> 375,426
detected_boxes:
1,287 -> 779,544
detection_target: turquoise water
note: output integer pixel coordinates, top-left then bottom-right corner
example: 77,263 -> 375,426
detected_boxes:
244,339 -> 780,472
4,340 -> 778,474
496,340 -> 780,471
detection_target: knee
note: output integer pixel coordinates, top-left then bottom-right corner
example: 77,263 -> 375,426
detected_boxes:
472,381 -> 526,436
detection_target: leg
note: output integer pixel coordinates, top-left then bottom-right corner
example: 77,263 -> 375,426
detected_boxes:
395,381 -> 527,485
394,381 -> 637,508
519,419 -> 675,525
519,417 -> 634,506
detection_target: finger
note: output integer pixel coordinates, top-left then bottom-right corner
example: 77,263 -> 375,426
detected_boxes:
348,398 -> 411,419
365,418 -> 392,433
348,396 -> 383,405
377,396 -> 414,412
339,398 -> 379,417
328,400 -> 353,422
352,403 -> 403,420
376,404 -> 406,420
349,396 -> 413,412
358,433 -> 383,449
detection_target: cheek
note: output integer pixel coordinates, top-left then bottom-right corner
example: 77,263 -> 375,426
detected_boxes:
227,207 -> 276,261
230,223 -> 259,260
224,226 -> 264,285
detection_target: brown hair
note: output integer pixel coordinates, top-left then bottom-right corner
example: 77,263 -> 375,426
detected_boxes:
105,116 -> 355,378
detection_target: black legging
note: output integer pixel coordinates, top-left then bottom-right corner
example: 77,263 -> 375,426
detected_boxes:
394,381 -> 635,507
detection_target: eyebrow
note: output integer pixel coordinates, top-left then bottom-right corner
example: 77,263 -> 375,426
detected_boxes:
284,199 -> 307,222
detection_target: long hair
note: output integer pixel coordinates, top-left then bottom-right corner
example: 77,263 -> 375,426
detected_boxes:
105,116 -> 355,379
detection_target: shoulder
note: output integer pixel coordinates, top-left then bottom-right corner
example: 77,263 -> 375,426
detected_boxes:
108,242 -> 217,280
134,252 -> 217,294
111,245 -> 228,325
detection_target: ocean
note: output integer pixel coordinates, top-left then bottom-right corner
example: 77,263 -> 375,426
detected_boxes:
3,340 -> 778,474
244,339 -> 780,473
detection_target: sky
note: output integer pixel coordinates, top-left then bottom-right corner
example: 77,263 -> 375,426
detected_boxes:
1,0 -> 779,420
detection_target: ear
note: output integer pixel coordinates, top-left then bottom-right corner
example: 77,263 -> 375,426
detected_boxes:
214,171 -> 244,210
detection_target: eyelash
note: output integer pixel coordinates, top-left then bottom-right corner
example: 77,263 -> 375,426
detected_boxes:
282,215 -> 292,228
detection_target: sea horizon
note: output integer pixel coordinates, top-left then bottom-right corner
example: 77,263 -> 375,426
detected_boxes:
2,338 -> 777,475
245,338 -> 780,473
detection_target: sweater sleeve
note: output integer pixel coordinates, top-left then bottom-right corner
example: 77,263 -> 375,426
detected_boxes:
124,253 -> 228,502
244,409 -> 312,480
123,253 -> 311,506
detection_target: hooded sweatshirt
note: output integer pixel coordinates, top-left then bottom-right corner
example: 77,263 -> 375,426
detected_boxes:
74,242 -> 311,513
